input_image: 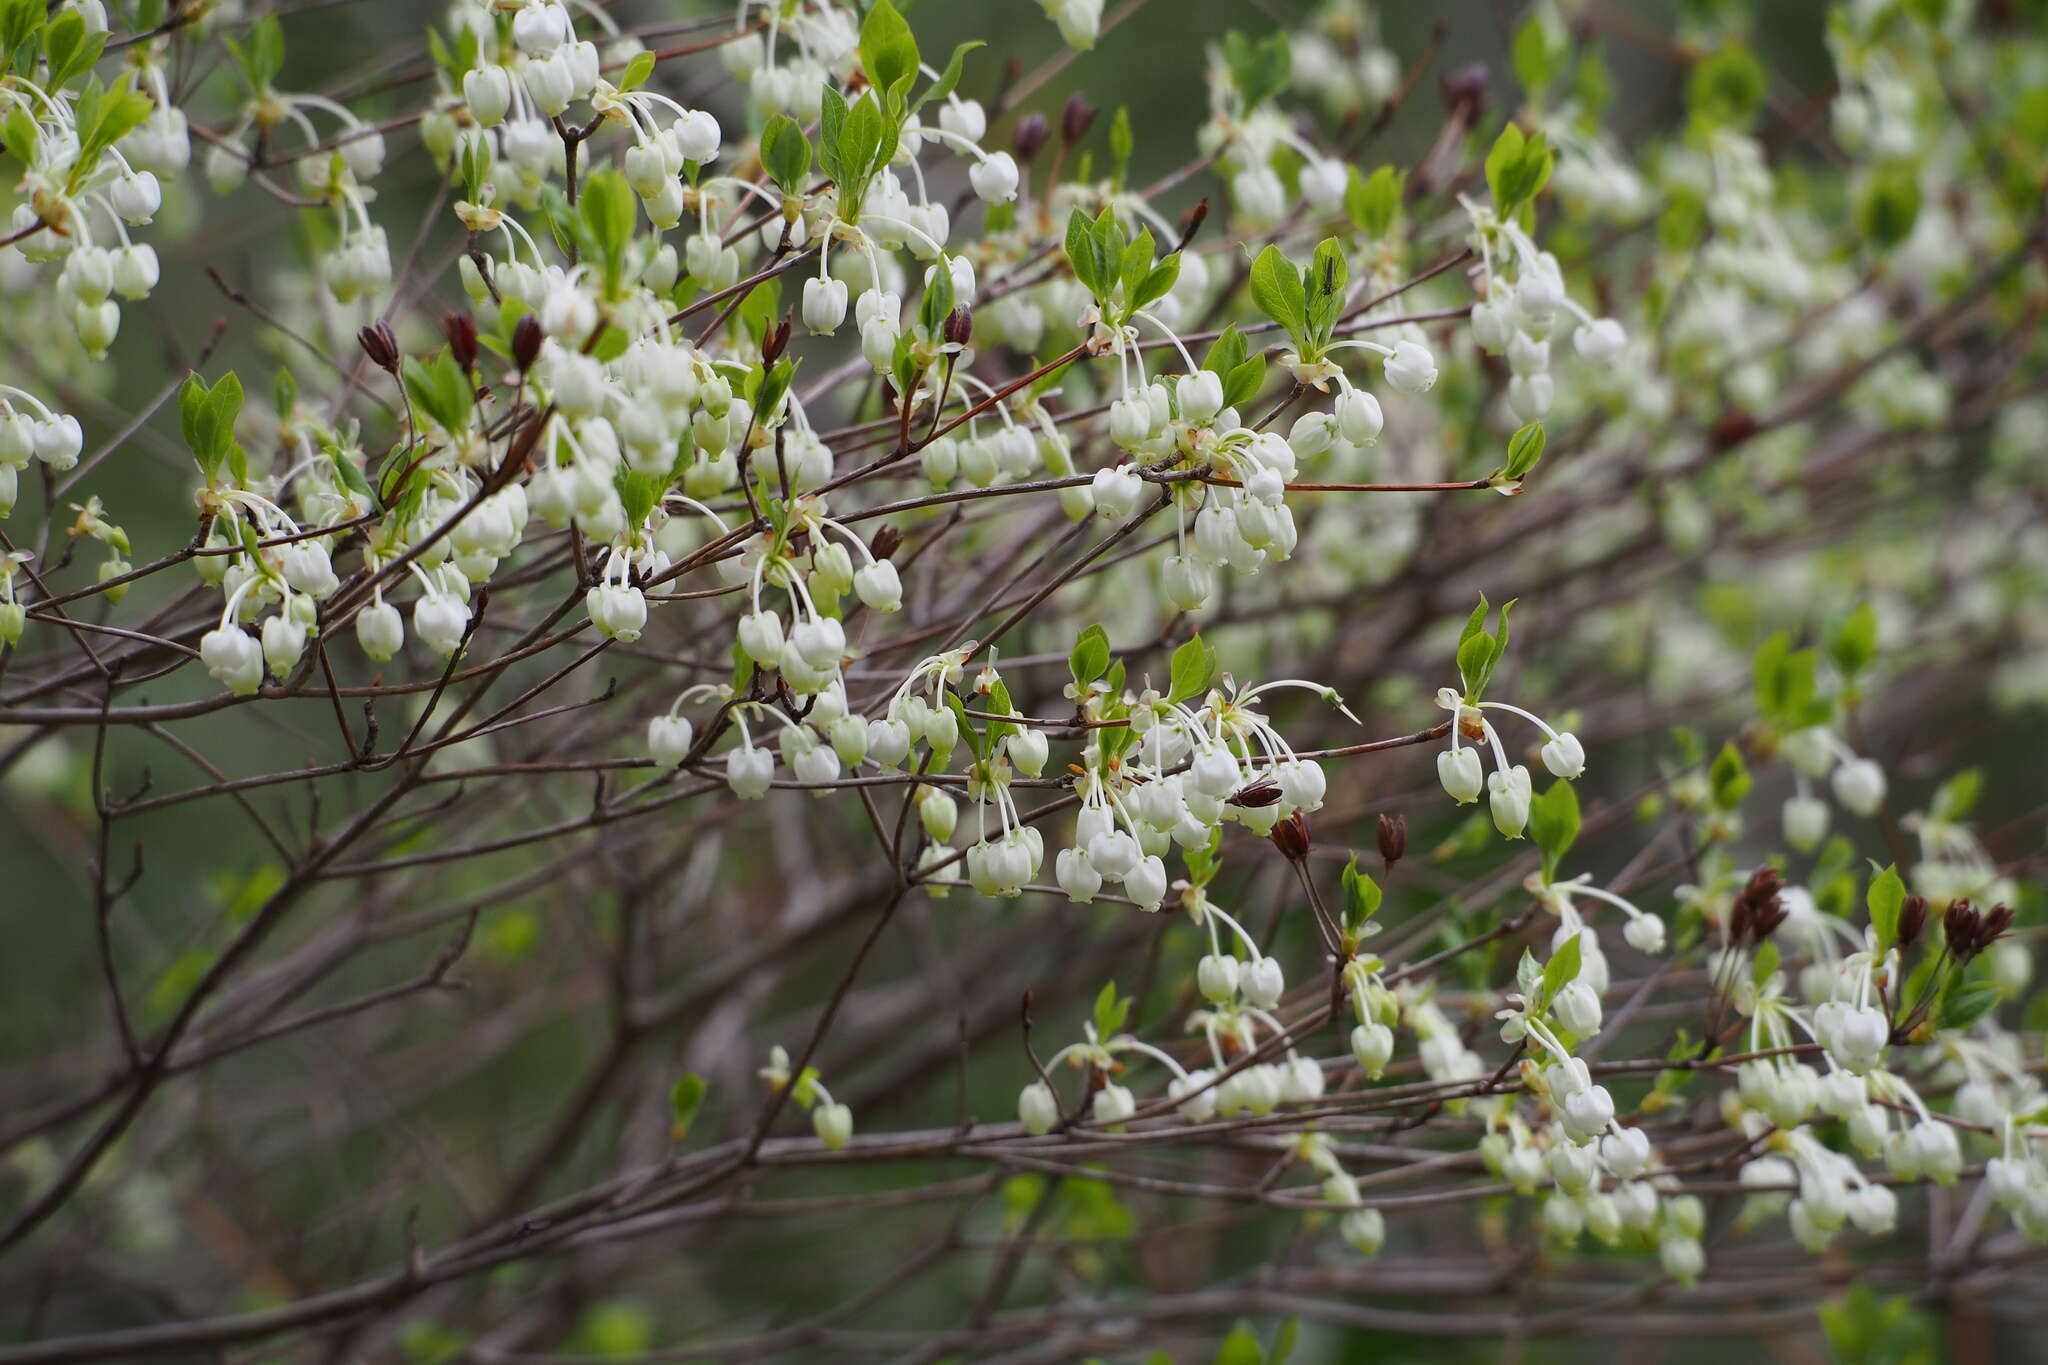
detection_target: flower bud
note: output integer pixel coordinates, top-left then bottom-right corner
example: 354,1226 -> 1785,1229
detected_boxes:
1055,846 -> 1100,902
1782,793 -> 1830,851
918,787 -> 958,844
1334,387 -> 1383,445
801,275 -> 849,334
357,600 -> 404,661
1622,913 -> 1667,955
1197,953 -> 1240,1003
1018,1080 -> 1058,1134
200,625 -> 263,695
812,1101 -> 853,1150
1179,370 -> 1224,422
1487,764 -> 1533,837
648,713 -> 694,768
726,745 -> 774,799
464,65 -> 513,126
673,109 -> 721,163
1553,979 -> 1602,1036
260,612 -> 307,675
969,151 -> 1019,202
1123,854 -> 1167,910
1350,1022 -> 1393,1077
1831,757 -> 1886,815
1091,1082 -> 1136,1126
854,559 -> 902,612
1240,955 -> 1285,1009
1382,340 -> 1438,394
1437,746 -> 1483,804
1540,731 -> 1585,779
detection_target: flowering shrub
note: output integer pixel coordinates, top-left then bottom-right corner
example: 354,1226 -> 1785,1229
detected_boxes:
2,0 -> 2046,1357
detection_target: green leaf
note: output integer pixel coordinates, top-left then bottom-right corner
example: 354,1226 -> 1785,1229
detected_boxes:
579,167 -> 636,286
180,372 -> 244,482
1247,244 -> 1307,347
1213,1321 -> 1263,1365
1929,769 -> 1981,824
914,39 -> 983,112
1511,6 -> 1570,97
1867,863 -> 1905,950
668,1073 -> 707,1138
858,0 -> 920,104
1688,43 -> 1767,130
1829,603 -> 1879,678
1167,634 -> 1216,703
1063,207 -> 1099,295
817,84 -> 850,190
402,353 -> 475,433
1202,324 -> 1249,377
1119,228 -> 1158,304
1938,980 -> 2000,1032
1455,596 -> 1514,702
1221,354 -> 1267,409
1108,106 -> 1133,178
1485,123 -> 1526,212
1086,206 -> 1124,305
0,0 -> 46,72
759,114 -> 812,191
1069,624 -> 1111,690
1132,255 -> 1181,311
1527,779 -> 1580,883
616,48 -> 655,91
1856,159 -> 1922,249
1456,630 -> 1495,701
70,74 -> 154,185
1344,164 -> 1404,239
1304,237 -> 1346,351
1092,980 -> 1130,1040
41,9 -> 105,90
1752,939 -> 1781,990
1708,742 -> 1751,811
1503,421 -> 1545,480
0,104 -> 37,167
1217,30 -> 1291,111
1541,932 -> 1583,1004
1340,854 -> 1381,934
1270,1317 -> 1300,1365
223,14 -> 284,93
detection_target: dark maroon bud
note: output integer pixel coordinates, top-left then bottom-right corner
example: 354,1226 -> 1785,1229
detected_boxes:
943,306 -> 973,347
1439,62 -> 1488,115
1377,813 -> 1407,867
512,315 -> 544,371
1177,198 -> 1209,251
1897,895 -> 1929,950
869,526 -> 903,561
1060,93 -> 1097,145
442,313 -> 479,371
1711,407 -> 1760,451
356,321 -> 399,373
1270,812 -> 1311,862
1981,903 -> 2016,952
1943,898 -> 1980,956
763,315 -> 793,364
1013,113 -> 1050,163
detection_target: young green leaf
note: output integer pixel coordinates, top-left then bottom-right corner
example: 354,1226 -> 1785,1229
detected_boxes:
1541,931 -> 1583,1005
1867,863 -> 1905,950
1248,244 -> 1307,347
1069,624 -> 1111,690
1527,779 -> 1580,883
669,1073 -> 708,1139
1168,634 -> 1217,702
